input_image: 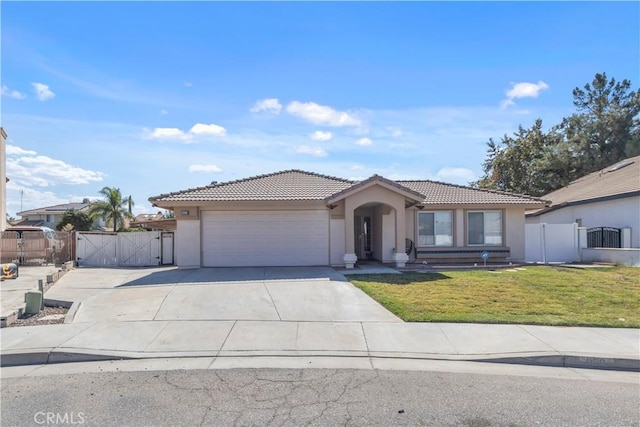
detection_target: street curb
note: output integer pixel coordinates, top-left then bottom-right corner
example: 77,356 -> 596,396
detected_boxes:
1,349 -> 638,372
63,301 -> 81,324
482,354 -> 640,372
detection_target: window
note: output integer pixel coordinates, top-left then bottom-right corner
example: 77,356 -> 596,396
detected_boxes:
468,211 -> 502,245
418,211 -> 453,246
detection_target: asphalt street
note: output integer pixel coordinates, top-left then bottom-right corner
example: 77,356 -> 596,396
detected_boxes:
2,362 -> 638,427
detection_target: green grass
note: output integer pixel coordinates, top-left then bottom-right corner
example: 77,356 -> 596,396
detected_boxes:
349,266 -> 640,327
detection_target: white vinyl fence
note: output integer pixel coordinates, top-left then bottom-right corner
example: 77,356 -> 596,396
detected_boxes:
76,231 -> 174,267
525,223 -> 580,263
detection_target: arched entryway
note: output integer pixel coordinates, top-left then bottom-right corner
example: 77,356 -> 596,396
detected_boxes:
324,175 -> 425,269
353,202 -> 396,263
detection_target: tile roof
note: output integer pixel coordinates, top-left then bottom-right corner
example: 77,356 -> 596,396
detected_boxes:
326,174 -> 426,203
150,170 -> 354,202
397,180 -> 547,205
528,155 -> 640,215
18,202 -> 91,216
150,170 -> 547,206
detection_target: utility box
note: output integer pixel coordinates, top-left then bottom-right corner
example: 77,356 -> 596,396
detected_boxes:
25,290 -> 43,315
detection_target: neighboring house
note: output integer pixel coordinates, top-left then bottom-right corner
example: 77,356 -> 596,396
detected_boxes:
526,156 -> 640,248
134,213 -> 165,222
150,170 -> 546,268
15,199 -> 104,229
1,127 -> 7,232
130,213 -> 176,231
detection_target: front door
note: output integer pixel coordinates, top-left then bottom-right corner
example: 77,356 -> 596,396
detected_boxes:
354,216 -> 372,260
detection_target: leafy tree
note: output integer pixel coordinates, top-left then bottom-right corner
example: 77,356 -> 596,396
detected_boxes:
474,73 -> 639,196
55,209 -> 94,231
88,187 -> 134,232
472,119 -> 560,196
558,72 -> 640,176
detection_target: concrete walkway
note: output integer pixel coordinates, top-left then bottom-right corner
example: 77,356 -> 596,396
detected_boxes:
1,266 -> 638,372
0,265 -> 58,322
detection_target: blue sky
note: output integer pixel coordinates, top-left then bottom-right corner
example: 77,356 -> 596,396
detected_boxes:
2,1 -> 638,218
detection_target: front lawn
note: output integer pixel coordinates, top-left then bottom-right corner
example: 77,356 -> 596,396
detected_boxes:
349,266 -> 640,327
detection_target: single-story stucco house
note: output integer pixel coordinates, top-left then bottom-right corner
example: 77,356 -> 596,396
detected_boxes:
526,155 -> 640,248
149,170 -> 547,268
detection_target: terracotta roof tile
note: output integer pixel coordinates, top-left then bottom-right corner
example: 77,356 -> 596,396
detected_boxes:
397,180 -> 546,205
150,170 -> 548,206
150,170 -> 353,202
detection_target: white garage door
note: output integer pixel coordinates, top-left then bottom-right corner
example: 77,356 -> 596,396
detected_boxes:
202,211 -> 329,267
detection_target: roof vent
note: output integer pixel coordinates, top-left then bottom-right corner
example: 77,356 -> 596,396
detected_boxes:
608,160 -> 634,172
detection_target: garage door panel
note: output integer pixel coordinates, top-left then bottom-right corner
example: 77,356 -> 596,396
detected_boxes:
202,211 -> 329,267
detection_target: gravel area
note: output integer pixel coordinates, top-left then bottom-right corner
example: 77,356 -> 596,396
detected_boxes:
9,306 -> 68,327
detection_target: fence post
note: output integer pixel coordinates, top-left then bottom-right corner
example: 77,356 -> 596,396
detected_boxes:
38,279 -> 44,309
621,228 -> 632,248
578,227 -> 587,261
541,223 -> 547,264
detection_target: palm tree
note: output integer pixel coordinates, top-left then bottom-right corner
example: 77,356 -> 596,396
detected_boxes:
126,195 -> 134,215
88,187 -> 134,232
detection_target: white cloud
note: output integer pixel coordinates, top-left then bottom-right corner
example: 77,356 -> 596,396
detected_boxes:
31,82 -> 55,101
286,101 -> 362,127
147,123 -> 227,142
6,184 -> 68,216
148,127 -> 192,141
355,137 -> 373,146
2,85 -> 26,99
387,127 -> 403,138
501,80 -> 549,108
350,164 -> 365,171
250,98 -> 282,114
6,145 -> 105,187
160,109 -> 169,115
189,123 -> 227,137
309,130 -> 333,141
499,99 -> 516,109
189,164 -> 222,173
294,145 -> 327,157
184,81 -> 193,87
6,145 -> 37,156
435,167 -> 476,184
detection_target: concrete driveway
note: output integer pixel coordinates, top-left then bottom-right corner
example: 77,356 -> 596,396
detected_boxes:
45,267 -> 402,323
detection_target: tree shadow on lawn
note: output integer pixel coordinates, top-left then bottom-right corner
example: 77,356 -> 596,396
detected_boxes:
347,272 -> 451,285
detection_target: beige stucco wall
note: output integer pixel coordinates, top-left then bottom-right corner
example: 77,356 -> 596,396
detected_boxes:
329,218 -> 345,265
505,207 -> 526,261
381,208 -> 396,262
405,205 -> 528,262
343,184 -> 408,255
1,128 -> 7,231
176,219 -> 201,268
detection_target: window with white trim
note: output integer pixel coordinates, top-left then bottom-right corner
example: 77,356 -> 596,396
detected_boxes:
418,211 -> 453,246
468,211 -> 502,245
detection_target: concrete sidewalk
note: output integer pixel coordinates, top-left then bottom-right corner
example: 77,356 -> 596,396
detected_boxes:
1,320 -> 638,371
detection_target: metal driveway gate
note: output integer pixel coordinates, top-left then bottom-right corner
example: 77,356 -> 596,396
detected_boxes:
76,231 -> 174,267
